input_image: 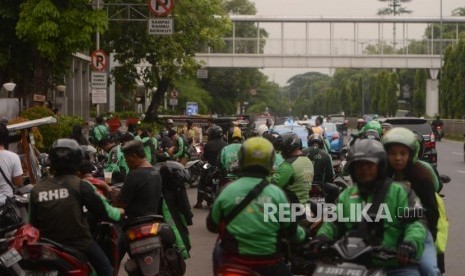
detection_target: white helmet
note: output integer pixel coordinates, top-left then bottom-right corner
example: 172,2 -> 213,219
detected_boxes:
257,124 -> 269,136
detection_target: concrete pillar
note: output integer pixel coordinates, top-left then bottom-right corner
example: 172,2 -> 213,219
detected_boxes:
426,69 -> 439,117
426,79 -> 439,117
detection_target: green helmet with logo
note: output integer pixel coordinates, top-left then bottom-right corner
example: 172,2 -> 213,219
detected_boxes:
362,120 -> 382,137
381,127 -> 419,163
239,137 -> 276,175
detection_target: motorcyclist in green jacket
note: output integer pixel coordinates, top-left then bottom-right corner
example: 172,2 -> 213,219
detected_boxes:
271,132 -> 314,205
207,137 -> 307,276
219,135 -> 242,181
310,139 -> 426,274
99,137 -> 129,183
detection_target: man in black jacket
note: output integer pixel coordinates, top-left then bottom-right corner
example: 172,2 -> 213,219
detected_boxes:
194,125 -> 227,208
29,139 -> 114,276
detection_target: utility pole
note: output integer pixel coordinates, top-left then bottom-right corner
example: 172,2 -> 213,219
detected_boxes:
377,0 -> 412,51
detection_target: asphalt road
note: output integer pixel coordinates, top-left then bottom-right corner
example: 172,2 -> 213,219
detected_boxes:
119,139 -> 465,275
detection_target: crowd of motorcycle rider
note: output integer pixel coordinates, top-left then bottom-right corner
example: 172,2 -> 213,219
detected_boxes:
0,114 -> 448,275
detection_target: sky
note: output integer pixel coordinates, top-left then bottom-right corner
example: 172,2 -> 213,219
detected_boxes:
249,0 -> 465,86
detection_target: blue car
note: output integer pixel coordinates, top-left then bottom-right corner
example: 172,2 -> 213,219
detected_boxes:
322,122 -> 344,156
271,124 -> 309,148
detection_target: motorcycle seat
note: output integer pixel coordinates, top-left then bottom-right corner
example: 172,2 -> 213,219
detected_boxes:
39,238 -> 89,262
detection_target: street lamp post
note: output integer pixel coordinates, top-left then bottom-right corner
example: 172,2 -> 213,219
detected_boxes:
2,82 -> 16,98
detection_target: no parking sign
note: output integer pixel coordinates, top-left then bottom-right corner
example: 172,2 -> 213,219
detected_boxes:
148,0 -> 174,16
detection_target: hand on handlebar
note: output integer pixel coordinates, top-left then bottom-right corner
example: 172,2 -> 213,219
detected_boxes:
397,241 -> 417,265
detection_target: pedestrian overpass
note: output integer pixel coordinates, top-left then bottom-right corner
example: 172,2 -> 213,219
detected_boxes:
195,15 -> 464,69
192,15 -> 465,116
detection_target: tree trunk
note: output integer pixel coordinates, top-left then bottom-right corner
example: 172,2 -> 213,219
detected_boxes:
145,78 -> 170,122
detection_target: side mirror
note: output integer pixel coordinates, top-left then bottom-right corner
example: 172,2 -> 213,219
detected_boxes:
439,175 -> 451,184
203,163 -> 211,170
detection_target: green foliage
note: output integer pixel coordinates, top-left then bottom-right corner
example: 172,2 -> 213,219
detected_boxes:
440,39 -> 465,118
103,0 -> 231,120
1,0 -> 109,95
57,116 -> 85,139
413,69 -> 427,116
176,78 -> 212,114
20,106 -> 58,151
20,106 -> 85,151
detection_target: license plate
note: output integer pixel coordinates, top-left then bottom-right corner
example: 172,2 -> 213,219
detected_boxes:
311,197 -> 326,204
313,264 -> 366,276
0,248 -> 22,268
24,271 -> 59,276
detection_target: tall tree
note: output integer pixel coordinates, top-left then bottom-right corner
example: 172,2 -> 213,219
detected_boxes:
103,0 -> 231,121
412,69 -> 427,116
0,0 -> 107,97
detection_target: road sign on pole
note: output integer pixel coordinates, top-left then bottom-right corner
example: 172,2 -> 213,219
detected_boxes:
148,18 -> 173,35
91,72 -> 107,89
148,0 -> 174,16
91,49 -> 108,72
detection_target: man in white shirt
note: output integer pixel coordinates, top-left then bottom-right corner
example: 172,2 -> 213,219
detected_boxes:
0,123 -> 23,205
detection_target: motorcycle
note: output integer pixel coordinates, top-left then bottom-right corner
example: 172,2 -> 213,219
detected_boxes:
433,126 -> 444,142
312,236 -> 413,276
123,215 -> 186,276
185,159 -> 204,187
10,224 -> 97,275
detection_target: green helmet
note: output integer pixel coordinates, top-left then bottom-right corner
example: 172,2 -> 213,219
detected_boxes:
362,120 -> 382,137
381,127 -> 418,163
239,137 -> 275,175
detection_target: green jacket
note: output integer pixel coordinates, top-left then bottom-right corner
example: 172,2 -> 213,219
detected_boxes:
92,124 -> 109,142
316,181 -> 427,267
135,136 -> 158,165
271,156 -> 314,204
207,176 -> 306,257
219,143 -> 241,178
105,145 -> 128,175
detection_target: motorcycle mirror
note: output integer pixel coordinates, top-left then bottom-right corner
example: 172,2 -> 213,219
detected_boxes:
439,175 -> 451,184
203,163 -> 211,170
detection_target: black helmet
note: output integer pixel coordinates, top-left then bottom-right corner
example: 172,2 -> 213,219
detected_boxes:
279,132 -> 302,157
208,125 -> 223,139
347,139 -> 387,182
49,138 -> 84,173
307,133 -> 325,149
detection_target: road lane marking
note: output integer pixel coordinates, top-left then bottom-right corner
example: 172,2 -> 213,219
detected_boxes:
453,152 -> 463,155
457,170 -> 465,174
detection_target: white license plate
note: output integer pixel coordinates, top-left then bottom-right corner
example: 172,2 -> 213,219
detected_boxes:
311,197 -> 326,203
0,248 -> 22,268
24,271 -> 59,276
313,264 -> 366,276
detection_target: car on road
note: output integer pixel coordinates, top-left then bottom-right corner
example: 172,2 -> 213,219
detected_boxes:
379,117 -> 437,167
322,122 -> 344,157
271,124 -> 309,148
328,114 -> 348,135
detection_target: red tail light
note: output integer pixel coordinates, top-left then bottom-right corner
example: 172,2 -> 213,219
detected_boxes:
126,223 -> 160,241
425,141 -> 436,149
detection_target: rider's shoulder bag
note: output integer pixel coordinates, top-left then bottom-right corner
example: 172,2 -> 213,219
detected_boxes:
217,179 -> 268,242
